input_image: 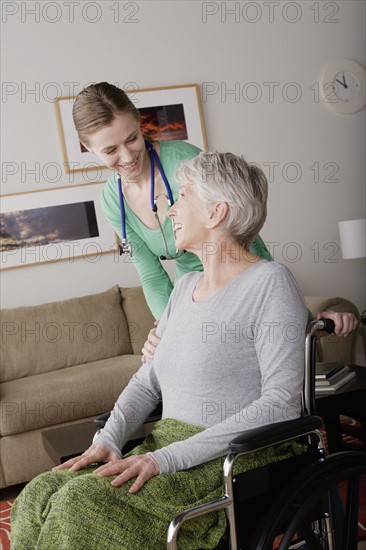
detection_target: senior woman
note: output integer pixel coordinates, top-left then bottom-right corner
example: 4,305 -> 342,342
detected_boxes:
11,152 -> 308,550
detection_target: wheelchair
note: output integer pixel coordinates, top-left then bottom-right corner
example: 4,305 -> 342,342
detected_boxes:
94,319 -> 366,550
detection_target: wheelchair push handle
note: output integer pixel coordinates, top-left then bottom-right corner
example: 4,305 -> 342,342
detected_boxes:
304,317 -> 335,417
306,317 -> 335,338
317,318 -> 335,334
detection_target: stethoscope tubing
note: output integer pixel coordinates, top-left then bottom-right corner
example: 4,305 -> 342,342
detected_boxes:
117,174 -> 127,241
147,141 -> 174,208
117,140 -> 177,256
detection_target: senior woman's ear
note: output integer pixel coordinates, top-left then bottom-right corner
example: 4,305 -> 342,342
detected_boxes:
207,202 -> 228,228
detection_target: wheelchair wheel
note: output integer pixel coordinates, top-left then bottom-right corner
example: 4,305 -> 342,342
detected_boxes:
252,451 -> 366,550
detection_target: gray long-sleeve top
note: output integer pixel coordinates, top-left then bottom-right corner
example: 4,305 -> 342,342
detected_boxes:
94,260 -> 308,474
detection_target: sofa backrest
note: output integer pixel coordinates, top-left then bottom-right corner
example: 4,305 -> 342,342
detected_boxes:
0,286 -> 133,383
120,286 -> 155,355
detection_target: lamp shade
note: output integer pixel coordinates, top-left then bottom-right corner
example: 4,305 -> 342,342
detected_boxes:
338,218 -> 366,259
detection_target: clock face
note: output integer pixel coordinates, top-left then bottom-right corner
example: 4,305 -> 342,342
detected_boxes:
333,71 -> 360,102
321,60 -> 365,114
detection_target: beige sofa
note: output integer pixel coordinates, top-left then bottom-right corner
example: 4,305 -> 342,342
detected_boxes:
0,287 -> 359,489
0,285 -> 154,489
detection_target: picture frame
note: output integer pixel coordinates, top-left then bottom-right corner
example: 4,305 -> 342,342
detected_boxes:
0,183 -> 118,270
54,84 -> 208,174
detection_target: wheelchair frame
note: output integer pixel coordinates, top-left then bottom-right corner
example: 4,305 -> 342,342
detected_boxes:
166,319 -> 365,550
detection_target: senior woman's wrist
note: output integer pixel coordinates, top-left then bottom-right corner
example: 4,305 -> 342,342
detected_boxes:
146,453 -> 161,474
147,451 -> 167,474
93,435 -> 123,459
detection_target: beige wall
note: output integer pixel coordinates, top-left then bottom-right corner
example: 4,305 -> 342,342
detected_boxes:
1,0 -> 365,312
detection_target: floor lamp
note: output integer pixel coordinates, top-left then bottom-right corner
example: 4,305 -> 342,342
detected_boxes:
338,218 -> 366,446
338,218 -> 366,358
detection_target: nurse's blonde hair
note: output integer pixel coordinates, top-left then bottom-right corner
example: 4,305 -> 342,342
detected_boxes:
72,82 -> 140,147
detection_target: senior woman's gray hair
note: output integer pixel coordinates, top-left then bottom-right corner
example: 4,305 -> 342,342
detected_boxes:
175,152 -> 268,250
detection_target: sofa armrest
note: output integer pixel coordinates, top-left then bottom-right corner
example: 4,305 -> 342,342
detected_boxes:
305,296 -> 360,364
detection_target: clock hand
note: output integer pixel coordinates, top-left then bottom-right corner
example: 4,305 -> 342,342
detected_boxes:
335,78 -> 347,88
342,74 -> 348,89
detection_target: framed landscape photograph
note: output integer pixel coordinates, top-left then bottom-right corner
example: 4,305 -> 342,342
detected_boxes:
0,183 -> 118,270
54,84 -> 208,173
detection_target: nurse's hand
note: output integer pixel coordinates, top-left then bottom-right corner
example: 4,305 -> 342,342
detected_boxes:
316,310 -> 358,337
94,454 -> 160,492
141,321 -> 160,363
52,444 -> 121,472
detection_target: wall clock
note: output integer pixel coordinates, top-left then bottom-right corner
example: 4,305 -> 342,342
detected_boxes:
321,59 -> 365,114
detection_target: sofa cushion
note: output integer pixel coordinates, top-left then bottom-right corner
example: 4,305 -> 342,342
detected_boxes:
121,287 -> 156,355
0,286 -> 133,382
0,354 -> 142,436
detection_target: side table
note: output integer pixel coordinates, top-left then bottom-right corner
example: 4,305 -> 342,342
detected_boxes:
42,420 -> 98,464
42,418 -> 157,465
315,365 -> 366,453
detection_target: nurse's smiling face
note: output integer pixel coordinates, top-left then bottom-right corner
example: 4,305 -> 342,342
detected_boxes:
85,113 -> 146,180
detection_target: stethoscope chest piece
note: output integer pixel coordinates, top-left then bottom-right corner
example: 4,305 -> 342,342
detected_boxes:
119,240 -> 132,256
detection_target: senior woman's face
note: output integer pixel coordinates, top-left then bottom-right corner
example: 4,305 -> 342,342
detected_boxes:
168,182 -> 211,253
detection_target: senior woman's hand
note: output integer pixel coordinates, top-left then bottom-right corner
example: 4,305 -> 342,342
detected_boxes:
94,454 -> 160,492
52,444 -> 121,472
141,320 -> 160,363
317,310 -> 358,337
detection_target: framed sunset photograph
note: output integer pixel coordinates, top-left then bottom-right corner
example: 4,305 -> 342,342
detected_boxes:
138,103 -> 188,141
54,84 -> 207,174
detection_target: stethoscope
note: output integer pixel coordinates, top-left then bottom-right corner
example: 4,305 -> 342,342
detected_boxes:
117,140 -> 185,260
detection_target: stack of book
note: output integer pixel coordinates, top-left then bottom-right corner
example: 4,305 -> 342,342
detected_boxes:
315,362 -> 356,394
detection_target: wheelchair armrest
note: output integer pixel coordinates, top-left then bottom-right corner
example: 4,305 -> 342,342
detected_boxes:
93,401 -> 163,429
229,415 -> 324,453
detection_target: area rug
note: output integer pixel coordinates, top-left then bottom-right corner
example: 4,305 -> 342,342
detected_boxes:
0,500 -> 13,550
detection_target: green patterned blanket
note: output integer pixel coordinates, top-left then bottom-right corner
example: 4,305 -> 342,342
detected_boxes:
11,418 -> 304,549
